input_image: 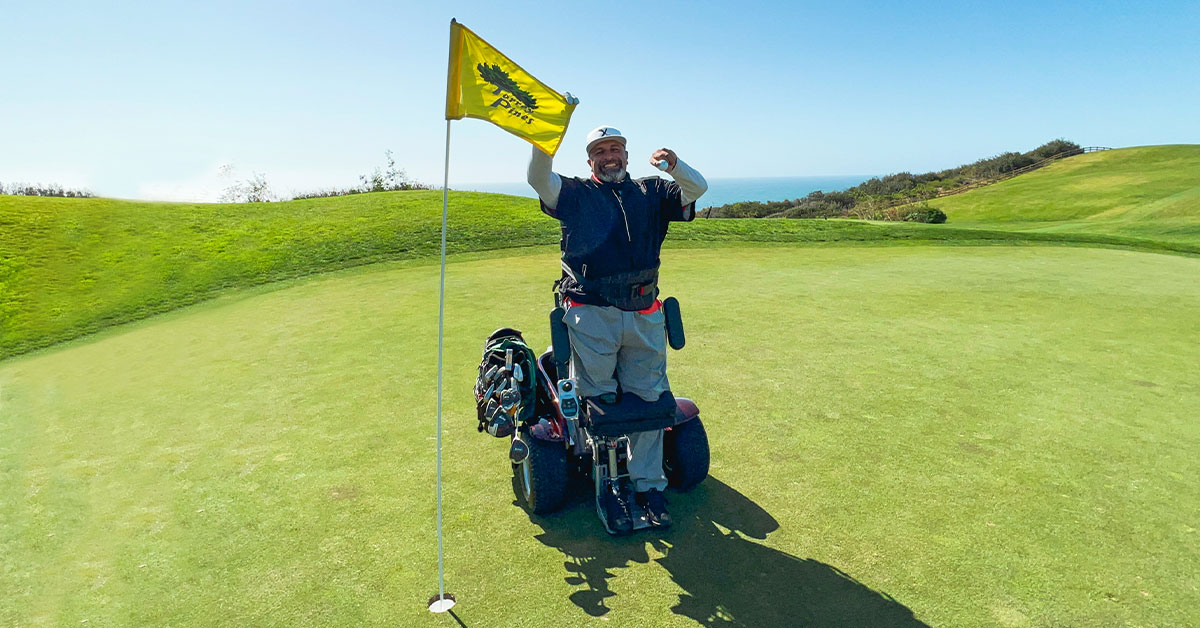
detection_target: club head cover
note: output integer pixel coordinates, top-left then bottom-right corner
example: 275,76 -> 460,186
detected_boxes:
488,414 -> 514,438
509,438 -> 530,463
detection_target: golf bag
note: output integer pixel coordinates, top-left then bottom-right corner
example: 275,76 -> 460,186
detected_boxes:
474,328 -> 538,438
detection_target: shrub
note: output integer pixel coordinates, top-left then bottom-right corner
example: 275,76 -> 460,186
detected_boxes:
716,201 -> 781,219
0,182 -> 94,197
220,171 -> 275,203
360,150 -> 421,193
291,187 -> 366,200
903,204 -> 947,224
1030,138 -> 1082,160
854,172 -> 918,197
290,150 -> 430,200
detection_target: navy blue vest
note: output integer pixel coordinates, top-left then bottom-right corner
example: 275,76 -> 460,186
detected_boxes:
541,174 -> 694,308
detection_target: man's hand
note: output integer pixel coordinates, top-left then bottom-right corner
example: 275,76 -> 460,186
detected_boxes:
650,148 -> 678,172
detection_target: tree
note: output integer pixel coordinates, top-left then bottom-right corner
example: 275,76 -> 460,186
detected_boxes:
220,171 -> 274,203
359,150 -> 411,192
477,63 -> 538,109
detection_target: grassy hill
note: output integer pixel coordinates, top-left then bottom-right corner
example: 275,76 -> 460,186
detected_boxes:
0,193 -> 1138,361
3,145 -> 1199,359
0,191 -> 546,359
927,145 -> 1200,245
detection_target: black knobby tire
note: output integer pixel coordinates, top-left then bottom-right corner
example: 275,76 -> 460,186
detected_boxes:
663,417 -> 710,490
513,436 -> 568,514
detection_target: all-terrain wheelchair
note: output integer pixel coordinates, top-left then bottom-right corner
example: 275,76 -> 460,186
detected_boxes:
474,296 -> 710,534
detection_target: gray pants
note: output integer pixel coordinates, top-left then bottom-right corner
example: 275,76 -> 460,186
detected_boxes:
563,302 -> 669,493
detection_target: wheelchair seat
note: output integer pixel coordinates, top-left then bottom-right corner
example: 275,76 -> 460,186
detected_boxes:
583,390 -> 678,437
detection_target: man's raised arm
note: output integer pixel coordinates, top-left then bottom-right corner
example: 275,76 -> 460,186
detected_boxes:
527,146 -> 563,210
650,148 -> 708,207
669,158 -> 707,207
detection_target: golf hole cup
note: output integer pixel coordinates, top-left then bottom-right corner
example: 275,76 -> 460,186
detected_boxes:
428,593 -> 456,613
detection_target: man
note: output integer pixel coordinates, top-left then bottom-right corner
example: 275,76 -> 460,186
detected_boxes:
527,126 -> 707,532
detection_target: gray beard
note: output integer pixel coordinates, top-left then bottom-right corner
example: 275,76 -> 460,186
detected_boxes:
596,166 -> 626,183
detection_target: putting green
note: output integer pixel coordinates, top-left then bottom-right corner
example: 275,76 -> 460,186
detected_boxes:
2,246 -> 1198,627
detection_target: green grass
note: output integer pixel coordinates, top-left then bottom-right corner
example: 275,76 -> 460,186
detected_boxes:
927,145 -> 1200,246
0,191 -> 549,360
3,246 -> 1198,627
4,142 -> 1199,626
6,166 -> 1200,361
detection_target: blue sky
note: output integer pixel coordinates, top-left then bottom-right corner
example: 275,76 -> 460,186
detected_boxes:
3,0 -> 1197,201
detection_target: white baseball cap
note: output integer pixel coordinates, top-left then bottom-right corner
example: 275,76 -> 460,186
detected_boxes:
585,126 -> 627,155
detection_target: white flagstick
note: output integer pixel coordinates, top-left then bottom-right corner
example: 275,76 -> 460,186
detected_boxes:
428,118 -> 457,614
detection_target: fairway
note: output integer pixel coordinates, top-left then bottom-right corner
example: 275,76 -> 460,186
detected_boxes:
3,246 -> 1198,627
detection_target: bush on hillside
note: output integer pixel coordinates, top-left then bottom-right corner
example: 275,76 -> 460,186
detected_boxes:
709,200 -> 787,219
0,182 -> 93,197
854,172 -> 919,197
291,150 -> 430,200
903,204 -> 947,224
359,150 -> 427,193
1031,139 -> 1082,160
782,190 -> 856,218
220,171 -> 275,203
706,190 -> 855,219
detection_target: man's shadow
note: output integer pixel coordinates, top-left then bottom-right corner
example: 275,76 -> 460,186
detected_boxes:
521,476 -> 930,627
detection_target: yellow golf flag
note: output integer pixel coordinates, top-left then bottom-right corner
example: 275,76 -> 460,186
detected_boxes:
445,20 -> 577,156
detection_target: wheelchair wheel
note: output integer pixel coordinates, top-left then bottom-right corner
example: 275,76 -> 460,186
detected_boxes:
513,435 -> 568,514
664,416 -> 709,490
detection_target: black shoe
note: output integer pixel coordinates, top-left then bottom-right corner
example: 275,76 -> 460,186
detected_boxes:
637,489 -> 672,528
602,486 -> 633,535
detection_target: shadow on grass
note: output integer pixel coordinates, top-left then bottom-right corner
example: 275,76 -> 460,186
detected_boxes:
522,476 -> 929,627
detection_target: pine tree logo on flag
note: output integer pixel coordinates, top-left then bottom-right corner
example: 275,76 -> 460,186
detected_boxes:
477,63 -> 539,110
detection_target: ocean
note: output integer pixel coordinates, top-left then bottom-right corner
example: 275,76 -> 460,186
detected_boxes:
455,175 -> 872,209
